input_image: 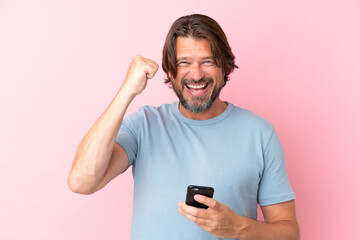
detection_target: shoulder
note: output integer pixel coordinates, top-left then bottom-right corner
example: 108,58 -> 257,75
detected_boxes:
228,103 -> 274,132
138,103 -> 174,115
227,103 -> 279,152
135,102 -> 174,119
124,102 -> 175,124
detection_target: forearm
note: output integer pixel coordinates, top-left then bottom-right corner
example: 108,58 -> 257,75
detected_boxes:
68,87 -> 135,193
235,215 -> 300,240
68,55 -> 158,194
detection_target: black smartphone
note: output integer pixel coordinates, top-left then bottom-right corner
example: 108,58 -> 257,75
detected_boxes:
185,185 -> 214,209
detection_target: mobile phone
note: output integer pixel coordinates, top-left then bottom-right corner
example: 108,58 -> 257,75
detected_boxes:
185,185 -> 214,209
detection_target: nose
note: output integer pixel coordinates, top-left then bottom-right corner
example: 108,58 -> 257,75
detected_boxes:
189,63 -> 205,81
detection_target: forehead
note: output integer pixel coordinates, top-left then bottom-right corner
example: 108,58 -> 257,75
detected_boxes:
175,37 -> 212,59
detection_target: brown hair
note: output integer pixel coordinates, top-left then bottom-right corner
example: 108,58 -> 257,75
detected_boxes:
162,14 -> 238,86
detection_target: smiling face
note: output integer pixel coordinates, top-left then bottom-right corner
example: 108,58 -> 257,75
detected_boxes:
171,37 -> 225,115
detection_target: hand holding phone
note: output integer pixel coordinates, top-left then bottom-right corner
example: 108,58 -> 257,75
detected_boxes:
185,185 -> 214,209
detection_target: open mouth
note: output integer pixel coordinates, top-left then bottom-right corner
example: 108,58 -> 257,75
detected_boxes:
185,83 -> 209,91
183,82 -> 210,97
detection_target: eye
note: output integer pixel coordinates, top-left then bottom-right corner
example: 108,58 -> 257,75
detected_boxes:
202,60 -> 214,66
178,61 -> 190,66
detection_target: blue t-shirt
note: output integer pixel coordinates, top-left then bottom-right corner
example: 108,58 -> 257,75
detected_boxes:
116,102 -> 295,240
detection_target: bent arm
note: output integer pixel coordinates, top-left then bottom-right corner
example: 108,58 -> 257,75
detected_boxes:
67,88 -> 135,194
179,197 -> 299,240
67,55 -> 159,194
237,200 -> 300,240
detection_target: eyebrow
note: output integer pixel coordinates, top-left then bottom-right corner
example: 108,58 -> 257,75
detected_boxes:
177,57 -> 190,61
176,56 -> 213,61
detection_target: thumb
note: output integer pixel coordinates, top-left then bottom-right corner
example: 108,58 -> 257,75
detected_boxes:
146,71 -> 157,79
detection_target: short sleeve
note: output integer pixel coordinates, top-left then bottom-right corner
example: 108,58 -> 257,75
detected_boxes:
115,116 -> 139,167
258,129 -> 296,206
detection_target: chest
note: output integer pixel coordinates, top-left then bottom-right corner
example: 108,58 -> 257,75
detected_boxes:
134,124 -> 264,192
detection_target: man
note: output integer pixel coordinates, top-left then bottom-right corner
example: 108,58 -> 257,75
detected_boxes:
68,14 -> 300,240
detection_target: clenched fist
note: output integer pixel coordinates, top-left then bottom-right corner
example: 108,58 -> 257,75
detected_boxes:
121,55 -> 159,97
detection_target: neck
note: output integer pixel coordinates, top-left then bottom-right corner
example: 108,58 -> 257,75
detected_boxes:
179,98 -> 228,120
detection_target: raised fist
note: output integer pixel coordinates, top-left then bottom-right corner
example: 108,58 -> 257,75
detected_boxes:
122,55 -> 159,96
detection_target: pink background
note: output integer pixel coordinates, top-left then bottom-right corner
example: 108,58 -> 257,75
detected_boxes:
1,0 -> 359,239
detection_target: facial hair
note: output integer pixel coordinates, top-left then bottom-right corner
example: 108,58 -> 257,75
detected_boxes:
171,77 -> 223,113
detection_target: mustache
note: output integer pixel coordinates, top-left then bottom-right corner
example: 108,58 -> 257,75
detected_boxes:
181,77 -> 214,85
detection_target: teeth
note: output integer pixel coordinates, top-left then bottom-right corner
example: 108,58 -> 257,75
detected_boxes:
186,84 -> 206,89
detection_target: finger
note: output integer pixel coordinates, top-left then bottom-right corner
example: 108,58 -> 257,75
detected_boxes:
178,206 -> 208,225
146,72 -> 156,79
194,194 -> 218,209
144,64 -> 159,79
178,202 -> 207,219
145,69 -> 158,79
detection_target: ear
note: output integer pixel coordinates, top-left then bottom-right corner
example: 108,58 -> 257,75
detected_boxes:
166,73 -> 174,89
221,70 -> 226,87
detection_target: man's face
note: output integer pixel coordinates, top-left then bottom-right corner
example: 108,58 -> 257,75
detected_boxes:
171,37 -> 224,113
